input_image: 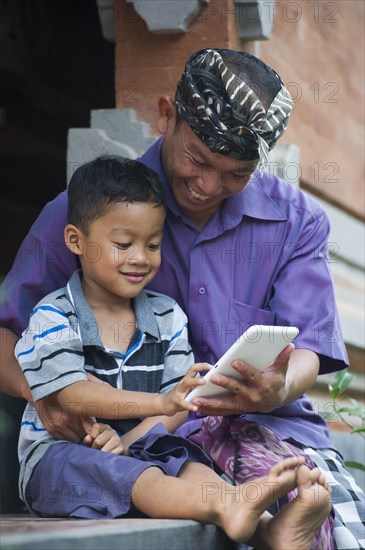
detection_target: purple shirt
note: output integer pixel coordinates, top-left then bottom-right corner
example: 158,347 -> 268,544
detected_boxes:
1,138 -> 348,449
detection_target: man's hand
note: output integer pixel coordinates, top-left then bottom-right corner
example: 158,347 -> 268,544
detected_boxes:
191,344 -> 294,416
83,423 -> 124,454
33,373 -> 111,442
34,395 -> 96,443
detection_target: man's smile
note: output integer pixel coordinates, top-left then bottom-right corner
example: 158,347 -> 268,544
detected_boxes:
186,182 -> 211,202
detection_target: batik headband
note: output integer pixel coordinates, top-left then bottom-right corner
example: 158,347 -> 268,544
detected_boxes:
175,48 -> 294,171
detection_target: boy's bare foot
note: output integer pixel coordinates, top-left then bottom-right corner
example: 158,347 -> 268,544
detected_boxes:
217,456 -> 305,543
257,464 -> 332,550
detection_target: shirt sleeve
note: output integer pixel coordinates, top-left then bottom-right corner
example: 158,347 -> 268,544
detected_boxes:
268,207 -> 349,374
15,302 -> 88,401
0,191 -> 78,336
158,303 -> 194,393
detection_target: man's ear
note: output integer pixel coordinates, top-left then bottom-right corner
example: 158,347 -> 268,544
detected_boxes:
157,96 -> 176,135
64,224 -> 84,256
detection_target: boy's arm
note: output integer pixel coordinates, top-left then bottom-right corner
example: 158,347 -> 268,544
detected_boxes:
55,380 -> 168,419
54,368 -> 201,420
16,301 -> 200,440
52,302 -> 206,425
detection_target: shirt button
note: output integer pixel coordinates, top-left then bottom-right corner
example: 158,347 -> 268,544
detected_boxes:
202,345 -> 209,353
198,287 -> 206,295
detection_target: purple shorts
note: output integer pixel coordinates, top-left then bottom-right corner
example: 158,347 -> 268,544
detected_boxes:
25,422 -> 211,519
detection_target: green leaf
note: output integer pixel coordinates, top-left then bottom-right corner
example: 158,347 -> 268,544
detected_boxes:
337,406 -> 365,418
320,412 -> 336,420
344,461 -> 365,472
349,397 -> 364,407
332,370 -> 353,396
329,386 -> 339,399
351,426 -> 365,434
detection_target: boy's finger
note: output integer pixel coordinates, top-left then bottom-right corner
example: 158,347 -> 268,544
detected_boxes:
98,439 -> 114,452
175,397 -> 199,413
180,379 -> 206,395
180,375 -> 206,392
108,443 -> 125,455
92,432 -> 110,449
100,438 -> 122,453
82,434 -> 93,446
87,422 -> 104,438
188,363 -> 212,375
82,416 -> 97,434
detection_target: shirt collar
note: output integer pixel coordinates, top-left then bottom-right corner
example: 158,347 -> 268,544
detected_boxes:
66,270 -> 160,347
133,290 -> 160,340
227,171 -> 288,222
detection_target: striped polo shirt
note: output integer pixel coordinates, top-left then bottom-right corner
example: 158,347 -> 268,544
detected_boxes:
16,269 -> 193,500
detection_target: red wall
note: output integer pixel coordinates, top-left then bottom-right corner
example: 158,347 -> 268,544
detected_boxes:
260,0 -> 364,219
115,0 -> 364,219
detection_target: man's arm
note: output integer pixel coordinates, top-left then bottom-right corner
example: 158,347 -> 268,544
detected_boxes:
0,328 -> 31,400
0,328 -> 96,442
191,347 -> 319,415
280,349 -> 320,405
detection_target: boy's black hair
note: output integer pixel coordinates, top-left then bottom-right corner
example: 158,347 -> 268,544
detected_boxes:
67,156 -> 166,234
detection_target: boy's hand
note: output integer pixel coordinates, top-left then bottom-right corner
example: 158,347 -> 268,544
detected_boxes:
161,363 -> 212,416
83,423 -> 124,454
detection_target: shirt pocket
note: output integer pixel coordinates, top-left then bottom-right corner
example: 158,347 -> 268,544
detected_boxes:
208,299 -> 276,360
228,298 -> 276,332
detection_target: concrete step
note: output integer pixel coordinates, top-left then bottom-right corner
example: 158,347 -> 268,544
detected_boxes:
0,515 -> 240,550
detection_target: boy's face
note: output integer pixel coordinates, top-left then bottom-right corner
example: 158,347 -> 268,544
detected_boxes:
70,202 -> 165,305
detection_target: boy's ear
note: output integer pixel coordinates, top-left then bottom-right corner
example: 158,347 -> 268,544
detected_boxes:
157,96 -> 176,135
64,224 -> 83,256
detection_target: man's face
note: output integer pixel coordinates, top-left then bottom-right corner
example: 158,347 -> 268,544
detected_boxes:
161,117 -> 258,229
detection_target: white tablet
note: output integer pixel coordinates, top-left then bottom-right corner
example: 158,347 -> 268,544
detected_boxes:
185,324 -> 299,403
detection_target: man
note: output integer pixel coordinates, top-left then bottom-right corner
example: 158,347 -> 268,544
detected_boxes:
1,49 -> 363,547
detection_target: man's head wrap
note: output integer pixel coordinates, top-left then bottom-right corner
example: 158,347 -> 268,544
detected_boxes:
175,48 -> 294,171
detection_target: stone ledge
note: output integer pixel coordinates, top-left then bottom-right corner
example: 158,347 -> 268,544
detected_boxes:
125,1 -> 203,34
0,516 -> 238,550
